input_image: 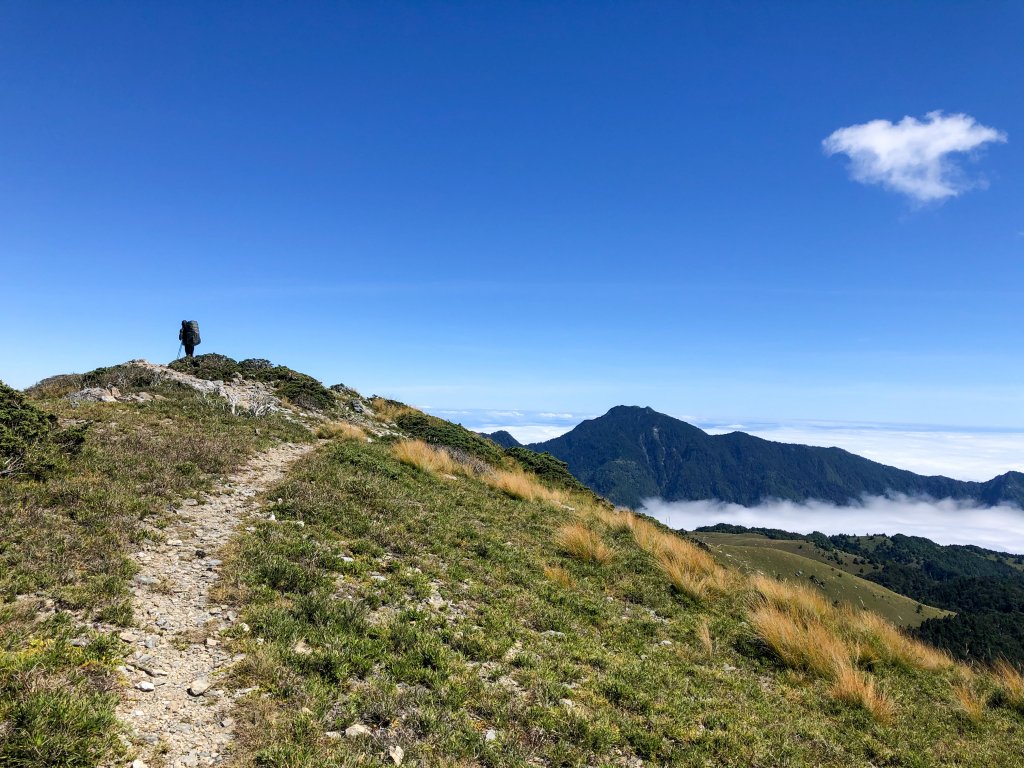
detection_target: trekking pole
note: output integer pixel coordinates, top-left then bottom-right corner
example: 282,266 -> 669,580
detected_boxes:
176,343 -> 183,361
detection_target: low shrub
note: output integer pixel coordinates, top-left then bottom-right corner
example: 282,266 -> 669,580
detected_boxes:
0,381 -> 87,478
392,411 -> 505,465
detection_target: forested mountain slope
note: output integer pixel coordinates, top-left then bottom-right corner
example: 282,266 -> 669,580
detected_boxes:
526,405 -> 1024,509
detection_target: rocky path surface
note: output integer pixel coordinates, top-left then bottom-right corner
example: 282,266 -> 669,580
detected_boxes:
116,441 -> 314,768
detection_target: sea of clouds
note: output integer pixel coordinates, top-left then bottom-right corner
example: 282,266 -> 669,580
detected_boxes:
640,494 -> 1024,555
430,407 -> 1024,552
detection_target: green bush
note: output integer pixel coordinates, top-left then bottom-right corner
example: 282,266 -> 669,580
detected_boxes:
170,354 -> 336,412
0,381 -> 86,479
504,446 -> 591,493
394,411 -> 505,465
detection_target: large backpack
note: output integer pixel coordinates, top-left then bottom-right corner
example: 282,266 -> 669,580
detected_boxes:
185,320 -> 201,346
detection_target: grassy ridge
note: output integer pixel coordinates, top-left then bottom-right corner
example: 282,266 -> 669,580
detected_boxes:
0,372 -> 310,767
218,429 -> 1024,767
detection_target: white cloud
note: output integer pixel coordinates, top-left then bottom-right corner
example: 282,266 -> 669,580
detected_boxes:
823,111 -> 1006,202
641,495 -> 1024,554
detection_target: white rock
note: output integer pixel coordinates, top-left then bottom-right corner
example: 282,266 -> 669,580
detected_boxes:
135,681 -> 155,692
341,556 -> 355,563
484,728 -> 497,742
325,730 -> 342,740
131,760 -> 149,768
389,745 -> 404,765
345,723 -> 371,738
119,631 -> 140,643
187,678 -> 211,696
293,639 -> 312,655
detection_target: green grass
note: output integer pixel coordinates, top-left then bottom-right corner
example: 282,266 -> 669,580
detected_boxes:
217,433 -> 1024,767
694,532 -> 950,627
0,375 -> 311,767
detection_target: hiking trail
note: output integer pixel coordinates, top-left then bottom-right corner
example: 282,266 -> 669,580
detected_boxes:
115,441 -> 314,768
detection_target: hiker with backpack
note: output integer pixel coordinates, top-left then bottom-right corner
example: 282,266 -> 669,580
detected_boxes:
179,320 -> 201,358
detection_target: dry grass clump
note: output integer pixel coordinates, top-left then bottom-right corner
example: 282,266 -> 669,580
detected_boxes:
952,680 -> 988,724
589,506 -> 634,532
849,609 -> 953,671
314,421 -> 367,441
750,574 -> 831,622
370,398 -> 416,422
993,659 -> 1024,712
626,514 -> 727,600
695,619 -> 714,657
830,660 -> 894,723
485,467 -> 566,504
628,515 -> 669,555
750,604 -> 851,678
658,554 -> 729,601
544,564 -> 574,588
393,439 -> 462,476
555,523 -> 613,565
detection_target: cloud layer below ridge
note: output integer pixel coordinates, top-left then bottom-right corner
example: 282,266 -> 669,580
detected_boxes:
642,495 -> 1024,555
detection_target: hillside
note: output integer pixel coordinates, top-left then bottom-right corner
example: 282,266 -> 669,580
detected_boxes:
698,524 -> 1024,667
689,531 -> 951,628
4,358 -> 1024,767
527,405 -> 1024,509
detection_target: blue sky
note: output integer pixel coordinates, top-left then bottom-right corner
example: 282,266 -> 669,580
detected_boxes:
2,3 -> 1022,445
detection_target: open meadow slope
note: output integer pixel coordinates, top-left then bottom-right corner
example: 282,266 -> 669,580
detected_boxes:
690,532 -> 951,628
3,357 -> 1024,767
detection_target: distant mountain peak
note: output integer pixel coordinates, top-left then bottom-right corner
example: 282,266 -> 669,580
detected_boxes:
527,405 -> 1023,510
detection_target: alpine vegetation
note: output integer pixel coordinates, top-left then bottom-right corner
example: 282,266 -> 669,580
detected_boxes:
4,360 -> 1024,767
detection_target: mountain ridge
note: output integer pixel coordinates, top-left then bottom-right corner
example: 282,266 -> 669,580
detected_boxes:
492,405 -> 1024,509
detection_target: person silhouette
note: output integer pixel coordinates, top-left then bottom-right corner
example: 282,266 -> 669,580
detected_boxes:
179,320 -> 200,358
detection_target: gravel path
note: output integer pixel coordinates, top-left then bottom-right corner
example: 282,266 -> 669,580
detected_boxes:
116,441 -> 314,768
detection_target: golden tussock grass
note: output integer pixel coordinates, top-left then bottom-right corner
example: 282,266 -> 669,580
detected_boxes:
695,619 -> 714,657
632,518 -> 718,573
750,574 -> 831,622
849,609 -> 953,672
393,439 -> 461,476
589,506 -> 634,532
952,680 -> 988,724
370,398 -> 416,422
555,523 -> 613,565
628,515 -> 668,555
626,514 -> 727,599
658,553 -> 729,601
314,421 -> 367,441
993,659 -> 1024,712
485,468 -> 566,504
544,564 -> 574,588
749,604 -> 852,678
830,660 -> 894,723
